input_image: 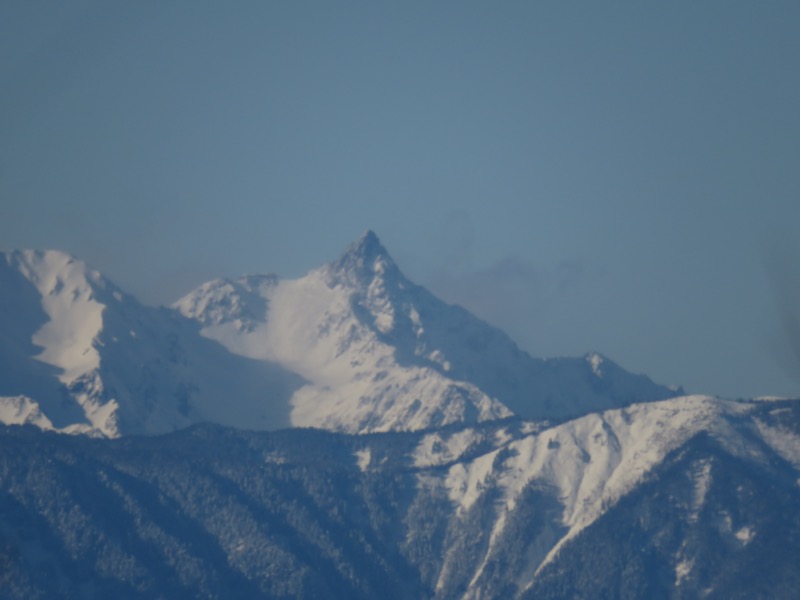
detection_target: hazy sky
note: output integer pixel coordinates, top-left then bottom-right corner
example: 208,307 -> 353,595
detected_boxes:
2,1 -> 799,400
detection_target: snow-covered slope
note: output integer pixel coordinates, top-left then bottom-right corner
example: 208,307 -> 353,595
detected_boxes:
176,231 -> 680,433
177,258 -> 510,433
397,394 -> 798,598
430,396 -> 734,590
0,250 -> 302,437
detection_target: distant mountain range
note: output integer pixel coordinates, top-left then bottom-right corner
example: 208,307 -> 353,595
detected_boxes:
2,231 -> 798,598
0,231 -> 680,436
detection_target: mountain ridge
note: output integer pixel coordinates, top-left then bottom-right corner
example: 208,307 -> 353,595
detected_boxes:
2,234 -> 796,600
3,232 -> 680,437
1,394 -> 797,598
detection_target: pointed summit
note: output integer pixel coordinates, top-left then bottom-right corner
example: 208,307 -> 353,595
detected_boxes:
327,230 -> 400,287
357,229 -> 380,246
346,229 -> 388,261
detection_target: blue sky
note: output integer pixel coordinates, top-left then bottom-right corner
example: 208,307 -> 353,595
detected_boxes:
2,1 -> 799,399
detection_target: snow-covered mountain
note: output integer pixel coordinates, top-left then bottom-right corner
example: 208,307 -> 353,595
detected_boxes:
176,230 -> 681,433
0,250 -> 303,437
1,232 -> 680,437
1,235 -> 797,598
1,394 -> 798,598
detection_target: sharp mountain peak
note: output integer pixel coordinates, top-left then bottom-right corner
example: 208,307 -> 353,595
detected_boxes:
326,229 -> 401,288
